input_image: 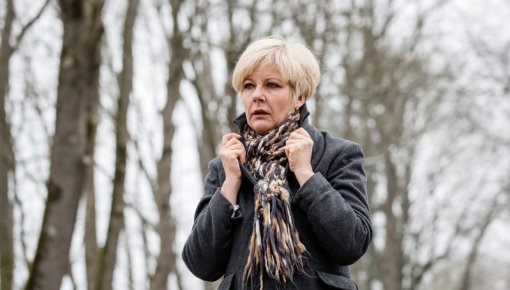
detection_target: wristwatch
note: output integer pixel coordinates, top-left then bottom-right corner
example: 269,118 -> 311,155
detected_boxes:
231,204 -> 241,218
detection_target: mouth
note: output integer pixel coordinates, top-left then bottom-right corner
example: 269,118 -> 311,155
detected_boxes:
251,109 -> 269,117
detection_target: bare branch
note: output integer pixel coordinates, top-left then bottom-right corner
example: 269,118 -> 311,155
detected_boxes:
14,0 -> 53,50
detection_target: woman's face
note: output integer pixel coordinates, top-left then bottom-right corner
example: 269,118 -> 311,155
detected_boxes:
241,65 -> 304,135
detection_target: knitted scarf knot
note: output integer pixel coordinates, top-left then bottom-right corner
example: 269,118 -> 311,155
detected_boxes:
242,110 -> 307,290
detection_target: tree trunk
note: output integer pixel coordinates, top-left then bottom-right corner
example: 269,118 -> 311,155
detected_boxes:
458,198 -> 500,290
189,1 -> 221,180
382,153 -> 404,290
150,0 -> 186,288
0,0 -> 15,289
193,73 -> 220,178
192,57 -> 223,290
24,0 -> 105,289
95,0 -> 138,289
84,157 -> 98,290
0,157 -> 14,290
84,21 -> 101,290
190,54 -> 221,178
224,46 -> 240,133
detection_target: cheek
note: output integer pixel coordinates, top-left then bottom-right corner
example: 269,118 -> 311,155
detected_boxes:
275,101 -> 294,121
241,96 -> 250,111
282,98 -> 296,112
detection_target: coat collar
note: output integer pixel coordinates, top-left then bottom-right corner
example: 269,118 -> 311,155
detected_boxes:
233,103 -> 324,187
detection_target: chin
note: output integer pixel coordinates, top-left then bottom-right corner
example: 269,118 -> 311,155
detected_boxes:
248,116 -> 278,134
252,127 -> 269,135
251,123 -> 274,135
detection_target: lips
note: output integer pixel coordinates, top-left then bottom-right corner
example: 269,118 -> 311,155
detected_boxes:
252,109 -> 269,116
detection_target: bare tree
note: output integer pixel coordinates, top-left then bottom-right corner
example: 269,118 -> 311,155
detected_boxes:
0,0 -> 52,289
94,0 -> 139,290
458,194 -> 505,290
284,0 -> 337,128
315,1 -> 455,289
188,0 -> 264,173
453,11 -> 510,289
147,0 -> 189,289
0,3 -> 17,289
24,0 -> 105,288
1,14 -> 14,290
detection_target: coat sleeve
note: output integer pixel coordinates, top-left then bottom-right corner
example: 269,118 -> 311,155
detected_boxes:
293,141 -> 372,265
182,158 -> 242,281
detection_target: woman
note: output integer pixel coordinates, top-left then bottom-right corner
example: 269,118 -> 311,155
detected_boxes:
182,38 -> 372,290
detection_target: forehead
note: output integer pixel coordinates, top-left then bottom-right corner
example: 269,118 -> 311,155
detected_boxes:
245,65 -> 284,80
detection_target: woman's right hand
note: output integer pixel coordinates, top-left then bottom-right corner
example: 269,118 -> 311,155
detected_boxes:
219,133 -> 246,205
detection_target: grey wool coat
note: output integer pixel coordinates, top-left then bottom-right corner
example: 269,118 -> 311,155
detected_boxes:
182,105 -> 372,290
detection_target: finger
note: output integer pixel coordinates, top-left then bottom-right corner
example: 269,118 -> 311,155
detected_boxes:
286,139 -> 299,145
222,133 -> 241,145
240,152 -> 246,163
295,128 -> 310,136
228,148 -> 246,164
223,142 -> 245,154
223,138 -> 242,149
221,135 -> 229,146
285,144 -> 296,156
286,138 -> 308,148
224,138 -> 244,149
222,150 -> 241,163
222,135 -> 238,146
291,128 -> 311,139
289,132 -> 313,147
234,142 -> 247,162
288,132 -> 305,141
286,145 -> 301,159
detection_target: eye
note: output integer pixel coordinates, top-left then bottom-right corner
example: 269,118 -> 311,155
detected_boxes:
243,82 -> 255,90
266,82 -> 280,88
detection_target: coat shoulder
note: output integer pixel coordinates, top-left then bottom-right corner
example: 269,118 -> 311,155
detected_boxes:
323,132 -> 363,153
306,123 -> 364,160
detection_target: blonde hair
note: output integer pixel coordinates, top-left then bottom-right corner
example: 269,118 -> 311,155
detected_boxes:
232,38 -> 321,101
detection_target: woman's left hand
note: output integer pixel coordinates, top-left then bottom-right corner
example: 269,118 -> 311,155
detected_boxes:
286,128 -> 314,186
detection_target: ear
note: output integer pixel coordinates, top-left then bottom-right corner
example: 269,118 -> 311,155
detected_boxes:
295,95 -> 305,109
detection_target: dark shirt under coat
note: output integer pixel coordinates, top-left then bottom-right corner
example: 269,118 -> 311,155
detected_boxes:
182,105 -> 373,290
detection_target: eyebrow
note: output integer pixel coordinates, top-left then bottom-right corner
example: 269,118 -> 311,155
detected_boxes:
243,77 -> 283,83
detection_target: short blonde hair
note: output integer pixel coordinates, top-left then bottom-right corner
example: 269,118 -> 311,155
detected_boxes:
232,38 -> 320,101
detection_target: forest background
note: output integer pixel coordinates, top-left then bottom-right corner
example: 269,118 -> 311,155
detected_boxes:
0,0 -> 509,289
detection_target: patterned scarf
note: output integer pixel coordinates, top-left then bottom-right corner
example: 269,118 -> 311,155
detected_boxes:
242,110 -> 307,290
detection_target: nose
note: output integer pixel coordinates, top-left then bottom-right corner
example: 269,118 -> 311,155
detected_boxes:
252,85 -> 265,102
